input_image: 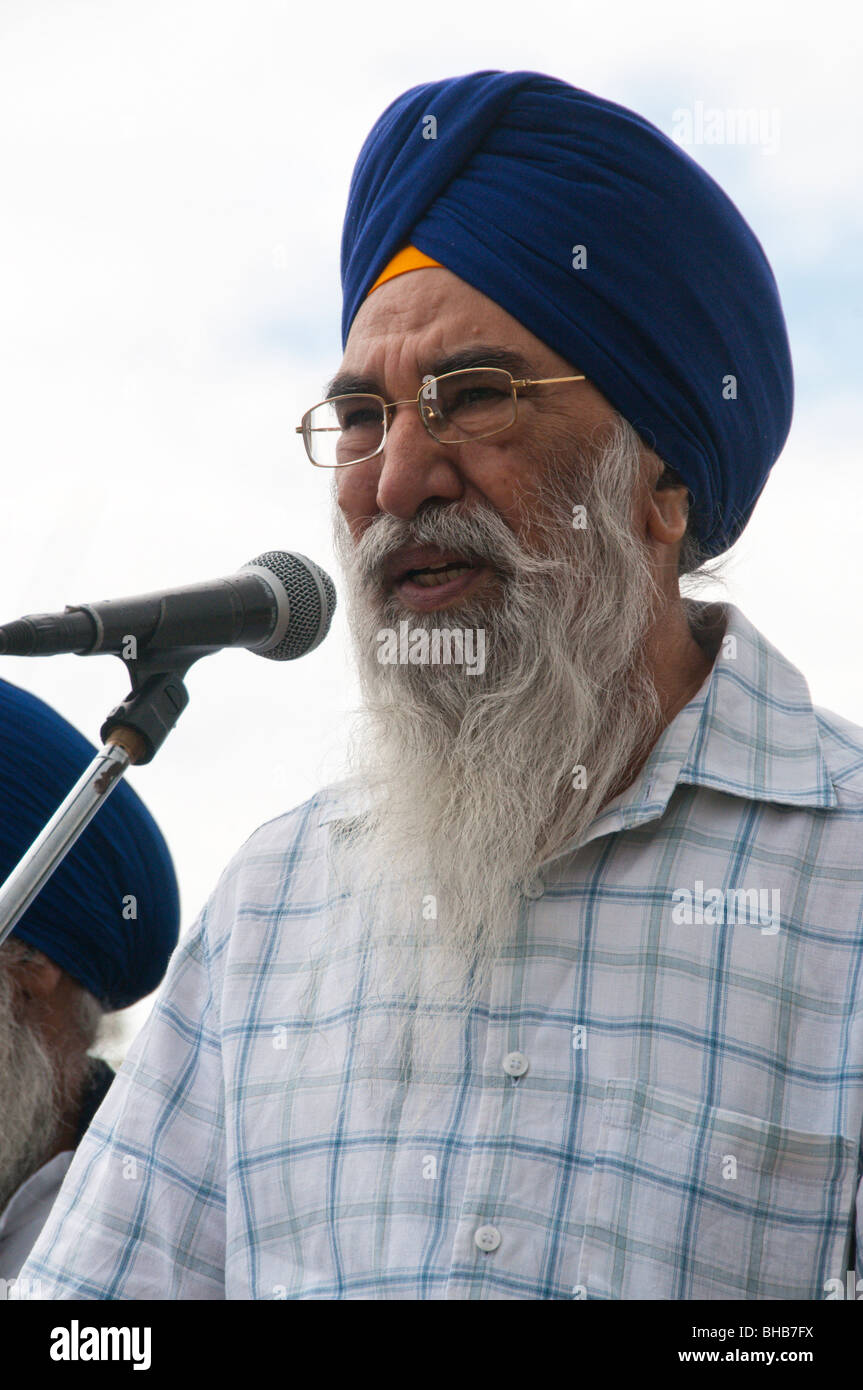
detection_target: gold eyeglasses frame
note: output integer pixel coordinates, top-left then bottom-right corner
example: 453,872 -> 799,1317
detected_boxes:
295,366 -> 588,468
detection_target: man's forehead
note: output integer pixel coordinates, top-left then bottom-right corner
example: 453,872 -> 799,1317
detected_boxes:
350,265 -> 495,335
335,269 -> 553,392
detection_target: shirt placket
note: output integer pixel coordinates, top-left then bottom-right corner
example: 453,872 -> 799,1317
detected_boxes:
444,886 -> 540,1298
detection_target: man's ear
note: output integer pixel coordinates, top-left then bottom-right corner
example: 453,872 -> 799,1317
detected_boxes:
7,948 -> 63,1002
647,481 -> 689,547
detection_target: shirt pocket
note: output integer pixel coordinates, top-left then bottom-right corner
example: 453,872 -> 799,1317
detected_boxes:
577,1078 -> 857,1300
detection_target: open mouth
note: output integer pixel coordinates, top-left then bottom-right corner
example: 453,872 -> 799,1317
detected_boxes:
400,562 -> 476,589
389,556 -> 489,608
383,545 -> 494,608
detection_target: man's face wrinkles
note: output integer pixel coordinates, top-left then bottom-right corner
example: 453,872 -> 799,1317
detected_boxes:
333,268 -> 624,594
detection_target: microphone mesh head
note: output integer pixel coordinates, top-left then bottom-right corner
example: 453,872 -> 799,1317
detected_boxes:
245,551 -> 337,661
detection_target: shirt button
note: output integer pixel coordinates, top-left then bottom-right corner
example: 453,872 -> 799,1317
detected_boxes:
523,875 -> 545,900
474,1225 -> 502,1253
502,1051 -> 529,1077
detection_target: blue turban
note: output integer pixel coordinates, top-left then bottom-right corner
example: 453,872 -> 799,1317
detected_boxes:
341,70 -> 794,557
0,679 -> 180,1009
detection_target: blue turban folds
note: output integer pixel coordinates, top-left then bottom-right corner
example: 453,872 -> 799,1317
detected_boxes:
341,70 -> 794,556
0,679 -> 180,1009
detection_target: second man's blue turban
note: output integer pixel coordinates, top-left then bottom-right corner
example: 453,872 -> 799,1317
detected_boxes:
340,70 -> 794,557
0,679 -> 180,1010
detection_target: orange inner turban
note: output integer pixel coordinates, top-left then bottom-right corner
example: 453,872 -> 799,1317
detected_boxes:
365,245 -> 444,297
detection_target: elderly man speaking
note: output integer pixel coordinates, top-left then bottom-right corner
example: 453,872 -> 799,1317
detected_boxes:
22,70 -> 863,1301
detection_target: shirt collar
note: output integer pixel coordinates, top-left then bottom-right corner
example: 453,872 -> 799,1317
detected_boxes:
572,600 -> 837,855
676,601 -> 837,810
318,601 -> 838,843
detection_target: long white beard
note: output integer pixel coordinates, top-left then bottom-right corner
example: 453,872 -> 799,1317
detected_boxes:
0,958 -> 62,1213
329,418 -> 663,1078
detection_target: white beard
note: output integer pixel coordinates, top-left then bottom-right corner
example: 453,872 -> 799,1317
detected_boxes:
329,417 -> 663,1079
0,956 -> 62,1213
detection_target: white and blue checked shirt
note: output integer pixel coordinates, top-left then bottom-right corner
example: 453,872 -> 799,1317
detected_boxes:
21,602 -> 863,1300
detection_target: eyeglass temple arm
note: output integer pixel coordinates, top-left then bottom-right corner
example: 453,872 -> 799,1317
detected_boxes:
510,375 -> 587,388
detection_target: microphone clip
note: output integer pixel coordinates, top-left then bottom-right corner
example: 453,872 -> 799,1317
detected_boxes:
100,645 -> 206,766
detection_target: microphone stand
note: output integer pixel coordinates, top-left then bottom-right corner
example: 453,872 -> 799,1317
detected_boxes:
0,645 -> 212,946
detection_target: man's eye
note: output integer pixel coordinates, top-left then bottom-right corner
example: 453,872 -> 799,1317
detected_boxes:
338,407 -> 380,430
451,387 -> 506,409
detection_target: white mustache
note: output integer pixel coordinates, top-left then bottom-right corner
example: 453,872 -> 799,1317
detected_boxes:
349,504 -> 533,588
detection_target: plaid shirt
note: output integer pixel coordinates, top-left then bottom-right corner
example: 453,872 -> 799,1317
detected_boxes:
21,601 -> 863,1300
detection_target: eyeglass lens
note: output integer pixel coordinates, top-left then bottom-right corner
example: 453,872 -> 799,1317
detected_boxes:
304,368 -> 516,466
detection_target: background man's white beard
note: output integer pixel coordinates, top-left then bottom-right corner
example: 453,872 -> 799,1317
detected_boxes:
0,967 -> 62,1213
330,419 -> 663,1054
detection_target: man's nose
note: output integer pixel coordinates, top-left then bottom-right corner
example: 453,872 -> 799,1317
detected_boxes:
372,402 -> 465,519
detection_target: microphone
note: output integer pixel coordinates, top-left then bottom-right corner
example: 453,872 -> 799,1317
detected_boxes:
0,551 -> 337,663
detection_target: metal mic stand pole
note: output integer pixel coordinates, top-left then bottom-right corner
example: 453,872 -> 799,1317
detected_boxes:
0,654 -> 199,946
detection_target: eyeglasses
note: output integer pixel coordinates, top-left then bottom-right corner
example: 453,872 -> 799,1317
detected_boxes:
295,366 -> 587,468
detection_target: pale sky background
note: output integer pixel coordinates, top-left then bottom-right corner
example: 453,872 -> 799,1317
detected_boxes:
0,0 -> 860,1054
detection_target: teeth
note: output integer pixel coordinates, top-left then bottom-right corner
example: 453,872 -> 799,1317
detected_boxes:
410,564 -> 473,588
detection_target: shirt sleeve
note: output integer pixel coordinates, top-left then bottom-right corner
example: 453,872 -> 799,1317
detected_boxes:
19,882 -> 229,1300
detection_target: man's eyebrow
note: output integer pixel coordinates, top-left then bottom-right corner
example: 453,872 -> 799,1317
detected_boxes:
322,345 -> 536,401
